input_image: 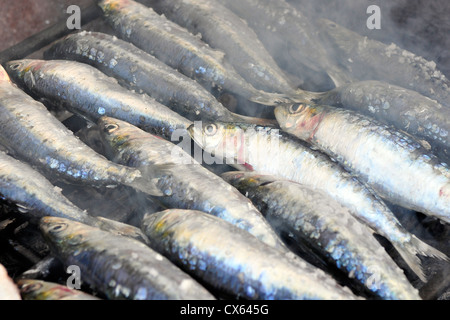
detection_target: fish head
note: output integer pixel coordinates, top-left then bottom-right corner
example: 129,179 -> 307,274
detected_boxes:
141,209 -> 205,241
275,102 -> 326,141
188,121 -> 251,164
141,209 -> 184,237
97,116 -> 144,161
16,279 -> 47,299
5,59 -> 47,89
39,216 -> 89,252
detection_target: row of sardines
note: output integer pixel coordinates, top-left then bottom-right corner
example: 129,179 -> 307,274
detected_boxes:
0,0 -> 449,301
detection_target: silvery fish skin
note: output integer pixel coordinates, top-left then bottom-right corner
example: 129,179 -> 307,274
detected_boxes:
317,19 -> 450,108
312,80 -> 450,162
275,102 -> 450,225
188,120 -> 442,282
221,171 -> 422,300
0,263 -> 21,300
17,279 -> 100,300
0,65 -> 162,197
141,208 -> 360,300
0,150 -> 94,224
218,0 -> 353,89
5,59 -> 191,141
96,116 -> 288,251
0,150 -> 149,244
39,216 -> 216,300
44,32 -> 284,123
145,0 -> 299,95
98,0 -> 290,106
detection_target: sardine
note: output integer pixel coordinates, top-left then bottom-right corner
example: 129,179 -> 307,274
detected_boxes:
97,0 -> 292,106
0,150 -> 149,244
0,263 -> 21,300
5,59 -> 191,141
317,18 -> 450,108
17,279 -> 101,300
274,102 -> 450,226
311,80 -> 450,162
44,31 -> 277,125
218,0 -> 353,89
188,120 -> 445,282
95,116 -> 288,251
144,0 -> 300,95
0,65 -> 162,197
222,171 -> 422,300
39,216 -> 216,300
141,208 -> 360,300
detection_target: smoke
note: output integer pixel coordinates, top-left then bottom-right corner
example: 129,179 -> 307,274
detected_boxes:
286,0 -> 450,77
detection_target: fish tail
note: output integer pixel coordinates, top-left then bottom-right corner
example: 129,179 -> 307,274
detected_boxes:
410,235 -> 449,262
393,235 -> 448,283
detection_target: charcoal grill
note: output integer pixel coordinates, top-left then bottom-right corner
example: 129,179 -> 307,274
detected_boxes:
0,0 -> 449,301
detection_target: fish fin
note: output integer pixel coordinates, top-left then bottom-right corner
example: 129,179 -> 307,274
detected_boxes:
326,70 -> 353,88
94,216 -> 150,245
249,92 -> 297,106
229,113 -> 278,126
393,235 -> 448,283
123,165 -> 171,197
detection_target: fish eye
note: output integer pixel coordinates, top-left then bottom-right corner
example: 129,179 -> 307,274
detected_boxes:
289,103 -> 305,114
20,282 -> 43,293
9,62 -> 23,71
104,123 -> 119,134
49,222 -> 68,233
204,124 -> 217,136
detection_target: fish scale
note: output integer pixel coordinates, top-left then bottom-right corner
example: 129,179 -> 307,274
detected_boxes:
188,120 -> 446,282
98,0 -> 292,106
311,80 -> 450,162
0,65 -> 163,199
275,103 -> 450,224
96,116 -> 288,251
0,150 -> 150,244
144,0 -> 298,95
317,18 -> 450,108
39,216 -> 216,300
5,58 -> 192,141
275,102 -> 449,282
218,0 -> 354,89
141,208 -> 361,300
222,171 -> 422,300
43,31 -> 276,124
